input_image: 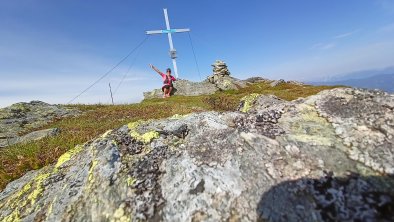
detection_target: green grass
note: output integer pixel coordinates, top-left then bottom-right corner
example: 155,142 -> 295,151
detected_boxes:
0,82 -> 341,190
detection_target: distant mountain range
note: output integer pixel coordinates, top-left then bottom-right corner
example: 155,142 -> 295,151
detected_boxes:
309,67 -> 394,93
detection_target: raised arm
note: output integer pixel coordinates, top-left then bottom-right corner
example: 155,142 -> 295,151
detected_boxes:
149,64 -> 163,76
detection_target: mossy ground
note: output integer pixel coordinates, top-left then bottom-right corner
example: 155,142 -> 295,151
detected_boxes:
0,82 -> 341,190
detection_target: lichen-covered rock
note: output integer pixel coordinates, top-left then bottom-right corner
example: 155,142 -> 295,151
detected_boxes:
1,88 -> 393,221
313,88 -> 394,175
238,93 -> 260,113
244,77 -> 270,83
211,75 -> 247,91
286,80 -> 305,86
270,79 -> 286,87
0,101 -> 79,148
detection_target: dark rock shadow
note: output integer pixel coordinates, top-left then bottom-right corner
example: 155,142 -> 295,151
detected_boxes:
257,172 -> 394,222
170,87 -> 177,96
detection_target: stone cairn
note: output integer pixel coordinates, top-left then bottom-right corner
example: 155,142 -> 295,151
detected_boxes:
207,60 -> 231,83
212,60 -> 230,76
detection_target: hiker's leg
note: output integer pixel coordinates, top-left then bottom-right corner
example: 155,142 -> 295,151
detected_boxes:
168,87 -> 173,96
163,88 -> 168,98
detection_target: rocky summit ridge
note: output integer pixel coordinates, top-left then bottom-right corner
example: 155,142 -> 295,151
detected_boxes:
144,60 -> 263,99
0,87 -> 393,221
143,60 -> 305,100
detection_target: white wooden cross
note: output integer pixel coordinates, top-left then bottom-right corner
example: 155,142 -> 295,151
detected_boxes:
146,8 -> 190,78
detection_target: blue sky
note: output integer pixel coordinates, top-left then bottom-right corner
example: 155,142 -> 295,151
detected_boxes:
1,0 -> 394,107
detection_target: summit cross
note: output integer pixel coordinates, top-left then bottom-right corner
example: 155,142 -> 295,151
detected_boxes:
146,8 -> 190,78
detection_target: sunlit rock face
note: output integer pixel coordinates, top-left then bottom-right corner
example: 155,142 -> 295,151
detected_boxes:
143,79 -> 219,99
1,88 -> 393,222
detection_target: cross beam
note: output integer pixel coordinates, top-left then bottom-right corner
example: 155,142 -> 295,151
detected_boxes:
146,8 -> 190,78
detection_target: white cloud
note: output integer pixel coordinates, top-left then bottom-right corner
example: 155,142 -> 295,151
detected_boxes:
311,42 -> 336,50
333,29 -> 360,39
310,29 -> 360,51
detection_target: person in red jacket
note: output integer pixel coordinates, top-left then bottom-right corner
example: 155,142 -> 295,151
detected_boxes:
149,64 -> 176,98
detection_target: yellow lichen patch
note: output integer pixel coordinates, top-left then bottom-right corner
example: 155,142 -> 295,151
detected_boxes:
126,177 -> 136,186
169,113 -> 188,119
118,216 -> 131,222
54,144 -> 84,170
88,160 -> 98,182
127,120 -> 159,144
10,103 -> 30,112
240,93 -> 260,113
285,104 -> 335,146
111,206 -> 131,222
223,79 -> 232,88
1,172 -> 51,221
26,173 -> 50,205
18,182 -> 32,198
2,210 -> 20,222
0,181 -> 32,210
111,139 -> 118,147
140,131 -> 160,144
113,207 -> 124,218
297,104 -> 329,125
22,183 -> 32,192
127,120 -> 144,130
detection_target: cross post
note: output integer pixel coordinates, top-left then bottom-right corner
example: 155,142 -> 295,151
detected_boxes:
146,8 -> 190,78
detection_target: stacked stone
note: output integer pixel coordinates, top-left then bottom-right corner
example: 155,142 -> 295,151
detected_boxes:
207,60 -> 231,84
212,60 -> 230,76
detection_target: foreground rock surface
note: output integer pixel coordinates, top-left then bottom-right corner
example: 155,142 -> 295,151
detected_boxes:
0,101 -> 79,148
0,88 -> 393,221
